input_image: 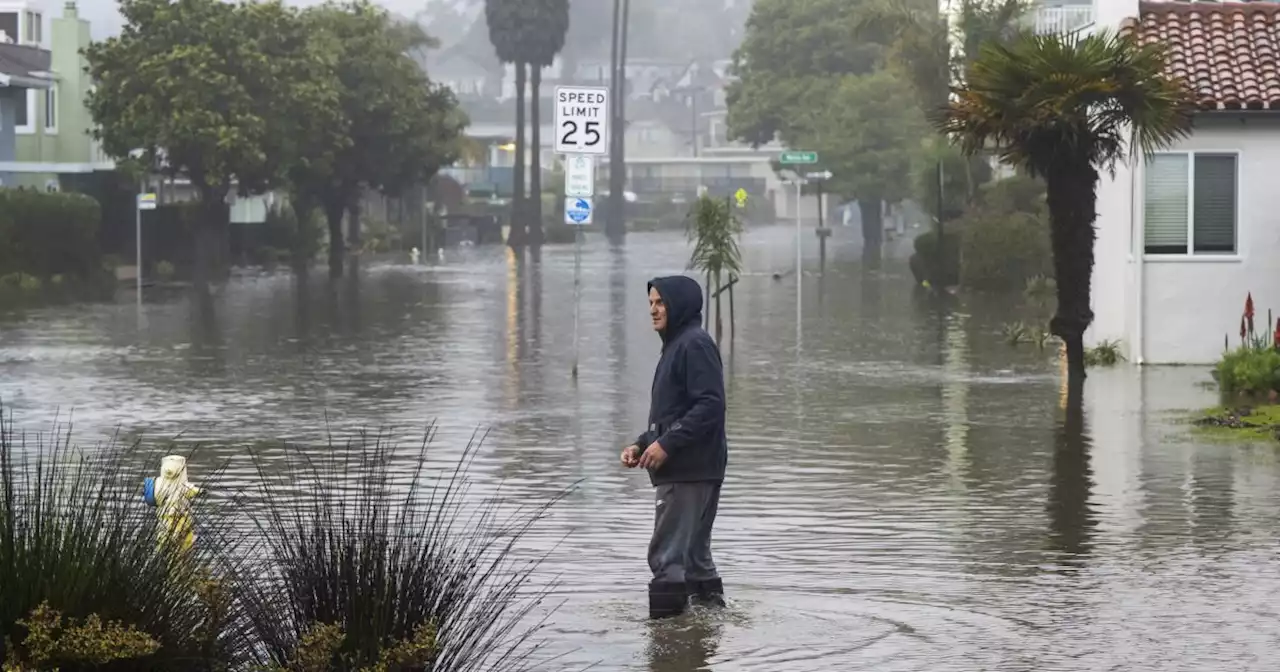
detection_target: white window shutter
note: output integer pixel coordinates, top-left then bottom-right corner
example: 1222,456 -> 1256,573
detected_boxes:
1144,154 -> 1189,254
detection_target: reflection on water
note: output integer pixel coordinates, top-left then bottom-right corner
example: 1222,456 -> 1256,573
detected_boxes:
3,227 -> 1280,670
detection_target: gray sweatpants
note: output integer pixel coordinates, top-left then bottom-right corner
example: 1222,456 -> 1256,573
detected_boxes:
648,481 -> 722,584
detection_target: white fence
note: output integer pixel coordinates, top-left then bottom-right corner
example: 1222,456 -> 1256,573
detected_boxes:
1033,5 -> 1094,35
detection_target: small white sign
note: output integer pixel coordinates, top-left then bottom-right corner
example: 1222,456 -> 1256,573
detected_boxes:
564,155 -> 595,197
565,197 -> 593,226
137,193 -> 157,210
555,85 -> 609,156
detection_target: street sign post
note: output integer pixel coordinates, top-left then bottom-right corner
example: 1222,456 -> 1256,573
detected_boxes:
135,192 -> 157,312
565,197 -> 593,225
565,155 -> 595,198
780,151 -> 819,165
555,85 -> 610,156
558,86 -> 611,380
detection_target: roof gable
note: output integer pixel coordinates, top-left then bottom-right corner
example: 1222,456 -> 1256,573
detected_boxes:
1131,0 -> 1280,110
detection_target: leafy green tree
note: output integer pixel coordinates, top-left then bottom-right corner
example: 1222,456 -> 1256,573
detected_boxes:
725,0 -> 882,147
86,0 -> 337,288
938,31 -> 1193,383
298,1 -> 467,276
795,70 -> 925,251
523,0 -> 569,246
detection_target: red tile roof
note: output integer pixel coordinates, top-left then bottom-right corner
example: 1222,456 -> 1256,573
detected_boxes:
1131,1 -> 1280,110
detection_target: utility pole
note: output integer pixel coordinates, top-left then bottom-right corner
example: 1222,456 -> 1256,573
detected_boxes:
606,0 -> 630,245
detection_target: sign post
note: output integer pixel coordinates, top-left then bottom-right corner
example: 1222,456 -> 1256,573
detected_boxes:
556,84 -> 609,380
778,152 -> 819,342
806,170 -> 834,274
136,191 -> 156,313
555,86 -> 610,156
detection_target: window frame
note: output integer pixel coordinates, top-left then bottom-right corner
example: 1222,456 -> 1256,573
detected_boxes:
43,85 -> 56,134
14,89 -> 34,134
1142,149 -> 1241,259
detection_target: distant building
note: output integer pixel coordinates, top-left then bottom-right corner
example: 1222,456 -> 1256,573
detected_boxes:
0,0 -> 54,186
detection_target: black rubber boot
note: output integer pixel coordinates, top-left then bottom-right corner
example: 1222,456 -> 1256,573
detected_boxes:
649,580 -> 688,619
690,578 -> 726,608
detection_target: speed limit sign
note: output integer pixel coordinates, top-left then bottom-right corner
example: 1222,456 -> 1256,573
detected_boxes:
554,85 -> 609,156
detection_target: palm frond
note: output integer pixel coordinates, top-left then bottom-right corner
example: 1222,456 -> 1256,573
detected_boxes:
936,29 -> 1194,175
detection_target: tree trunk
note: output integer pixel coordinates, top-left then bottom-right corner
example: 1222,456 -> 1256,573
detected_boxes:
529,66 -> 544,247
324,198 -> 345,279
704,272 -> 711,330
1045,161 -> 1099,386
291,193 -> 315,273
858,197 -> 883,255
193,184 -> 229,292
729,278 -> 736,340
714,270 -> 723,342
511,62 -> 528,248
347,200 -> 362,253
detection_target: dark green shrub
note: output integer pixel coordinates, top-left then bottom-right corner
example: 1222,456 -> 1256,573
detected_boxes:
0,189 -> 102,281
976,174 -> 1047,214
911,228 -> 960,287
959,208 -> 1052,291
1215,347 -> 1280,398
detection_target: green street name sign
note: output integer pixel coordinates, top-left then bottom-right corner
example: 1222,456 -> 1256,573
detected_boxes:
780,151 -> 818,164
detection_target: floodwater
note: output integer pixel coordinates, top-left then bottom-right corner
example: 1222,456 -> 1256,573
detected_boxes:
3,226 -> 1280,671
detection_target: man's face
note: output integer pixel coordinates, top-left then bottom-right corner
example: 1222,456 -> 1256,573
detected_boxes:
649,287 -> 667,332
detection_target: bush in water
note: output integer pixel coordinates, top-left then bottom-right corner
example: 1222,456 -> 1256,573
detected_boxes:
0,190 -> 103,282
958,176 -> 1052,292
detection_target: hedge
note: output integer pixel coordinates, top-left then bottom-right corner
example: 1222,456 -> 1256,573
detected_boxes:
0,189 -> 103,280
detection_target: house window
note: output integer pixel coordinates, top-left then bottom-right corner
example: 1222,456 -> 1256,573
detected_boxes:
44,86 -> 56,133
14,89 -> 33,132
1143,152 -> 1238,255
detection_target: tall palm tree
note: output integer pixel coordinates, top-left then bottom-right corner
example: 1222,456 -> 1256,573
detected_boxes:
485,0 -> 528,247
937,31 -> 1193,384
525,0 -> 570,247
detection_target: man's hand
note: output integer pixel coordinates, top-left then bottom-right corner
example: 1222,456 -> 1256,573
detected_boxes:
620,445 -> 641,468
637,442 -> 668,470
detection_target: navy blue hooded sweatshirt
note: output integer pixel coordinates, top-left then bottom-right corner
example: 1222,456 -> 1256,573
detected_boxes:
636,275 -> 728,485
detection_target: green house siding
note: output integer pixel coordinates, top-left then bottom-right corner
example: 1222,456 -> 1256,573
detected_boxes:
14,3 -> 94,169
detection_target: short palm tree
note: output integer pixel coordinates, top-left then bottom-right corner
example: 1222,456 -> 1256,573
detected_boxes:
687,195 -> 743,341
937,30 -> 1193,383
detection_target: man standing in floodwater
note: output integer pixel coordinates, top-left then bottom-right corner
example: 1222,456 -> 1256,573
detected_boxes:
620,275 -> 728,619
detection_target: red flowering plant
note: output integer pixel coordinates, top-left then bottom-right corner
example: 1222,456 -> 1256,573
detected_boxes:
1235,292 -> 1274,352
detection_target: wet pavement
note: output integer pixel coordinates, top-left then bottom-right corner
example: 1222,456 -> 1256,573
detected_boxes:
2,226 -> 1279,671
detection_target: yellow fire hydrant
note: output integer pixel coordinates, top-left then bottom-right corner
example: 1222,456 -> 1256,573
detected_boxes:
150,455 -> 201,553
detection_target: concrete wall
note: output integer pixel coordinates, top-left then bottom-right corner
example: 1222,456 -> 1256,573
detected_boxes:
1094,116 -> 1280,365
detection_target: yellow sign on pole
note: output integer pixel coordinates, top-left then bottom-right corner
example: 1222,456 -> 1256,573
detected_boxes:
734,188 -> 748,208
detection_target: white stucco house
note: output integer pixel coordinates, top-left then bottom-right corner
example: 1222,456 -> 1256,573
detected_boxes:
1089,0 -> 1280,365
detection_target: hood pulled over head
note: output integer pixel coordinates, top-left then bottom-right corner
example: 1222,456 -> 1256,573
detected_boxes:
648,275 -> 703,341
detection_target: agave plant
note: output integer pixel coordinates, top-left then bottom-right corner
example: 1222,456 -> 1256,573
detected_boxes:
233,428 -> 564,672
686,195 -> 743,342
0,409 -> 249,671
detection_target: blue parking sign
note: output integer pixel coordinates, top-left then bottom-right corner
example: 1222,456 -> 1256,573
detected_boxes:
565,197 -> 593,225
